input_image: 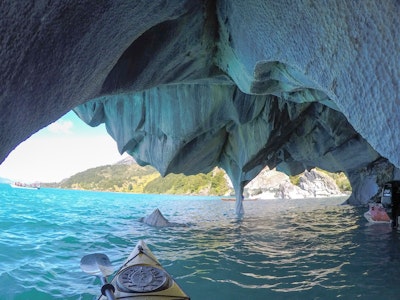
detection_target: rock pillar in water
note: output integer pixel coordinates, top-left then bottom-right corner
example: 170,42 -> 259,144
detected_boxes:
140,209 -> 170,227
236,193 -> 244,216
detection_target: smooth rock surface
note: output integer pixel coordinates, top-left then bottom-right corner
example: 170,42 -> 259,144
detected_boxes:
1,1 -> 400,212
139,208 -> 186,227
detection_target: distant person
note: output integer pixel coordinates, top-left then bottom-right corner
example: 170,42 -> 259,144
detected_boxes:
369,204 -> 390,222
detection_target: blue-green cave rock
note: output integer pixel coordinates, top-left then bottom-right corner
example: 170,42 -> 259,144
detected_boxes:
1,1 -> 400,212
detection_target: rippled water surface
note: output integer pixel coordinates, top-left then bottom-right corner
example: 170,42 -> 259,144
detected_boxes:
1,184 -> 400,299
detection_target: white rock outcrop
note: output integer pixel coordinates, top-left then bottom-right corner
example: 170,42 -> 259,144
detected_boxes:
245,168 -> 344,200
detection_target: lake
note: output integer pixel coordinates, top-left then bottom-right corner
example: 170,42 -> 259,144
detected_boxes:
0,184 -> 399,299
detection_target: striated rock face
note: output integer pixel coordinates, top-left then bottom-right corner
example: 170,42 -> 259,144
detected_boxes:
245,168 -> 344,200
1,1 -> 400,213
244,167 -> 290,199
298,170 -> 342,198
74,85 -> 380,211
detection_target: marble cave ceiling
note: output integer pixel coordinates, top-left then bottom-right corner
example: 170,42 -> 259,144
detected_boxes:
1,1 -> 400,213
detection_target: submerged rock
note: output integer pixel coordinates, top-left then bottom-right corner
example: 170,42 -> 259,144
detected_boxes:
140,209 -> 186,227
140,209 -> 170,227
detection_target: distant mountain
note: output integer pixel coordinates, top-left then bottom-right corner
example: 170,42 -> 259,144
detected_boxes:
42,156 -> 350,198
114,156 -> 137,165
0,177 -> 12,184
42,157 -> 231,196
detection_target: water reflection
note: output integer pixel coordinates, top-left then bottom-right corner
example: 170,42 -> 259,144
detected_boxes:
152,197 -> 364,297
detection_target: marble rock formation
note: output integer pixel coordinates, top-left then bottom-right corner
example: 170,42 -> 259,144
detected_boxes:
140,209 -> 185,227
298,169 -> 343,198
1,1 -> 400,213
140,209 -> 171,227
247,168 -> 344,200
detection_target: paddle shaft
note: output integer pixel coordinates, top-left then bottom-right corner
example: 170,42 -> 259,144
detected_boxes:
100,277 -> 116,300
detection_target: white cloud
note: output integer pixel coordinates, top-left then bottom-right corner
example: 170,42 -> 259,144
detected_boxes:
0,134 -> 126,183
0,111 -> 130,183
47,120 -> 74,134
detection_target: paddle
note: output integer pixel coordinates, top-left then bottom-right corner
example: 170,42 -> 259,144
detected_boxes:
80,253 -> 116,300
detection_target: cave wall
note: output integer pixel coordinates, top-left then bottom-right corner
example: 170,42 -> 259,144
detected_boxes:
1,1 -> 400,212
75,84 -> 382,211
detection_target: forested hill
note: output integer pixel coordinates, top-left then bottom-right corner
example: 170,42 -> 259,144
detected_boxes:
43,157 -> 231,196
42,157 -> 350,197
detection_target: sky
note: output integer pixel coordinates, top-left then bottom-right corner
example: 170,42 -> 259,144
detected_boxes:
0,111 -> 127,183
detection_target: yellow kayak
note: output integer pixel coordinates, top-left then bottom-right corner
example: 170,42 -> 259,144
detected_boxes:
99,240 -> 190,300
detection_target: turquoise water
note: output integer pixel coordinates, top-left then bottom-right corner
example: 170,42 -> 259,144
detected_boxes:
1,183 -> 400,299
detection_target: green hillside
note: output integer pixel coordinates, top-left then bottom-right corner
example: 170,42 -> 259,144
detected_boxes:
42,158 -> 351,196
45,161 -> 230,195
144,169 -> 229,195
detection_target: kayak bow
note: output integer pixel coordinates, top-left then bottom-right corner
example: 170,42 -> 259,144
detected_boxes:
99,240 -> 190,300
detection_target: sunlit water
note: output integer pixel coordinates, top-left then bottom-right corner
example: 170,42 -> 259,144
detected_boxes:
1,183 -> 400,299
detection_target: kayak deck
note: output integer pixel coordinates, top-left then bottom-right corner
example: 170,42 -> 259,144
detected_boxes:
99,240 -> 190,300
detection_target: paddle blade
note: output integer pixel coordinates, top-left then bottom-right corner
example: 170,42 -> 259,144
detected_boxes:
80,253 -> 114,277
